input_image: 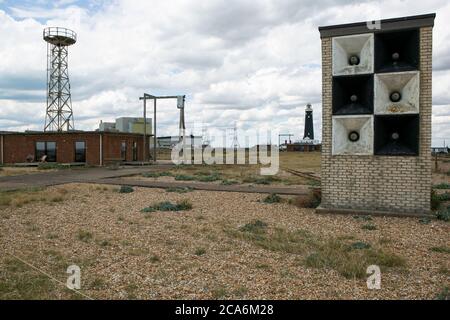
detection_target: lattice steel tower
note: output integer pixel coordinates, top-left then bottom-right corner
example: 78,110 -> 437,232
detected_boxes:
43,27 -> 77,131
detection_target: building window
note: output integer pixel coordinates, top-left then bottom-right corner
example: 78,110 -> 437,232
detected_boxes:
121,141 -> 127,160
75,141 -> 86,163
132,141 -> 138,161
35,141 -> 57,162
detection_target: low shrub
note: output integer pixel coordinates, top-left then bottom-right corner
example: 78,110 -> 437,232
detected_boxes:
293,189 -> 321,208
263,193 -> 281,204
77,230 -> 93,243
362,224 -> 377,231
221,179 -> 239,185
141,199 -> 192,213
430,246 -> 450,254
438,192 -> 450,201
353,215 -> 372,222
174,174 -> 195,181
239,220 -> 268,234
142,171 -> 172,178
142,172 -> 160,178
435,207 -> 450,222
165,187 -> 194,193
194,248 -> 206,256
119,185 -> 134,193
196,173 -> 221,182
419,217 -> 431,224
431,190 -> 442,210
141,207 -> 156,213
436,287 -> 450,300
349,242 -> 371,250
434,183 -> 450,190
149,255 -> 160,263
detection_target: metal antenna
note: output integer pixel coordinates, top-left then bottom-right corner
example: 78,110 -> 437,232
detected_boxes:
43,27 -> 77,132
178,95 -> 186,142
201,122 -> 210,147
231,122 -> 240,150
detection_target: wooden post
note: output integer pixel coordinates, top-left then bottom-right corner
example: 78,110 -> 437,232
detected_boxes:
435,152 -> 438,172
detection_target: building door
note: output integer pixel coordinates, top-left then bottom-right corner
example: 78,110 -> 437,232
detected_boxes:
121,141 -> 127,161
74,141 -> 86,162
132,141 -> 138,161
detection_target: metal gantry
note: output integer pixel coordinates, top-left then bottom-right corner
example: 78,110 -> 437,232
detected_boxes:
43,27 -> 77,132
139,93 -> 185,162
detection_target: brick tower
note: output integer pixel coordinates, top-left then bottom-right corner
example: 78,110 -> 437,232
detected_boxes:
317,14 -> 435,217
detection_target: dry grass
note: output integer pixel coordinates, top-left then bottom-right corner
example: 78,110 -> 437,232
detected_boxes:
0,167 -> 47,177
0,183 -> 448,300
279,152 -> 321,172
226,223 -> 405,279
0,187 -> 69,208
138,152 -> 321,186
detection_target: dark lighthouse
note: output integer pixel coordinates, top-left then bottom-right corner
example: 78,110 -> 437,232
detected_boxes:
303,103 -> 314,140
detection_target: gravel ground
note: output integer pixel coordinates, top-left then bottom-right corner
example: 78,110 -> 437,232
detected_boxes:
0,183 -> 448,300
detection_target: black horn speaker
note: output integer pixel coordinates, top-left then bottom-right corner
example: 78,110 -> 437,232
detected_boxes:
375,29 -> 420,73
332,74 -> 374,115
374,114 -> 419,156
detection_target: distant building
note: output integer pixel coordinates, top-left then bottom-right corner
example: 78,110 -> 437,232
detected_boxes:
98,117 -> 152,135
156,135 -> 202,149
283,103 -> 321,152
432,146 -> 448,154
286,141 -> 321,152
0,131 -> 152,166
98,121 -> 116,132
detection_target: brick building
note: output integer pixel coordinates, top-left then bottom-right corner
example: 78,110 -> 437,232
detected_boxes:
286,142 -> 321,152
317,14 -> 435,217
0,131 -> 152,166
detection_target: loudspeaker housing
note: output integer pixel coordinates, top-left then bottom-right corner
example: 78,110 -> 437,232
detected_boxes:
332,74 -> 373,115
332,115 -> 373,155
374,71 -> 420,114
332,33 -> 374,76
374,114 -> 419,156
375,29 -> 420,73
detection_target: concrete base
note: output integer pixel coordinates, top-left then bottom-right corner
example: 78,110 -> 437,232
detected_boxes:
315,206 -> 433,218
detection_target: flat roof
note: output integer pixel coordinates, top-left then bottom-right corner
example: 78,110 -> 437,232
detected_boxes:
318,13 -> 436,38
0,131 -> 153,137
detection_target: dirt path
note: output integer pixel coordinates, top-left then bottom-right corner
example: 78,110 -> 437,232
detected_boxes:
0,165 -> 174,191
98,178 -> 310,195
0,165 -> 310,195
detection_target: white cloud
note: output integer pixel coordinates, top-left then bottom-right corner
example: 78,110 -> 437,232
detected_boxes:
0,0 -> 449,146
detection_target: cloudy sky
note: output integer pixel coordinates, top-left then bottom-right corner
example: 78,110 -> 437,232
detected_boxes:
0,0 -> 449,146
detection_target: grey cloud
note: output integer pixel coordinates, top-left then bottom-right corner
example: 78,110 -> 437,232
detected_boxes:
0,0 -> 449,145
